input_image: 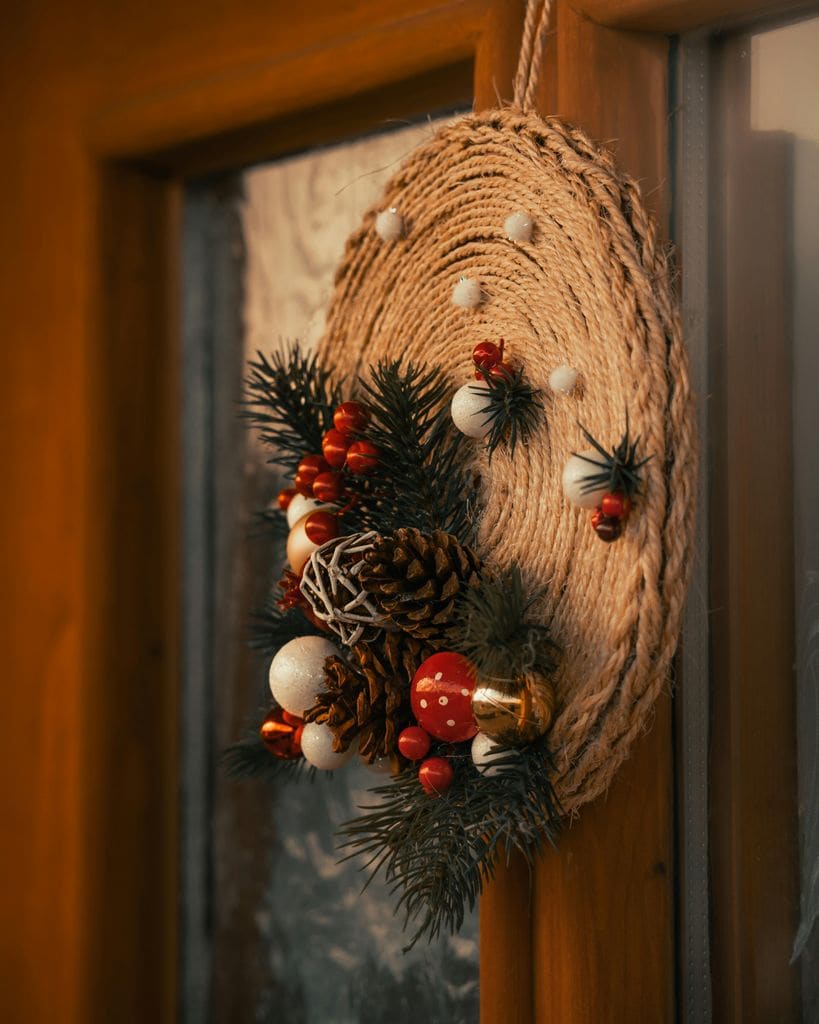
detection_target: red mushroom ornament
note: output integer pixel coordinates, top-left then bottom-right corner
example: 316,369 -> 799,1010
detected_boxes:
410,652 -> 479,743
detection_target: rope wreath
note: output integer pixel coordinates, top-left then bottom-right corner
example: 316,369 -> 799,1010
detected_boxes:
316,1 -> 696,814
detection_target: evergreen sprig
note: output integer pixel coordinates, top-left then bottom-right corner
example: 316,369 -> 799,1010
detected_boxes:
341,736 -> 561,948
249,598 -> 321,657
244,343 -> 343,473
222,726 -> 316,783
447,566 -> 558,686
474,366 -> 543,457
575,416 -> 651,499
348,360 -> 477,544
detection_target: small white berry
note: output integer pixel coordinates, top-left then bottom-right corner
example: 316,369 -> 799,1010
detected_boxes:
452,276 -> 482,308
504,211 -> 534,242
374,207 -> 403,241
549,364 -> 579,396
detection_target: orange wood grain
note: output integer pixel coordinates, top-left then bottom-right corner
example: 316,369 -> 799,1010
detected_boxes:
573,0 -> 811,33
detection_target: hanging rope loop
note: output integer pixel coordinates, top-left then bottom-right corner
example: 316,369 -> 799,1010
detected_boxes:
512,0 -> 554,110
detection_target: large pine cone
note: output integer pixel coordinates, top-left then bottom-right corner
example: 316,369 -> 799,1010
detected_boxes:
359,528 -> 481,640
304,632 -> 434,763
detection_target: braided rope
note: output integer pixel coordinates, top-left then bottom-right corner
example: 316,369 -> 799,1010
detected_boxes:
317,109 -> 697,813
513,0 -> 554,110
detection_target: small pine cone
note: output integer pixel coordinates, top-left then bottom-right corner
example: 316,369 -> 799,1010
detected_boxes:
359,528 -> 481,639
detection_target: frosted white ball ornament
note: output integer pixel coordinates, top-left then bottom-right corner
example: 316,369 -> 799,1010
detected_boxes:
549,364 -> 579,396
450,380 -> 492,439
374,207 -> 403,242
300,722 -> 356,771
452,276 -> 482,309
562,450 -> 610,509
268,635 -> 340,716
504,211 -> 534,242
471,732 -> 515,777
286,493 -> 330,529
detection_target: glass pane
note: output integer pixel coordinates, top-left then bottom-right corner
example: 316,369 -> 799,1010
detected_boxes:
182,118 -> 478,1024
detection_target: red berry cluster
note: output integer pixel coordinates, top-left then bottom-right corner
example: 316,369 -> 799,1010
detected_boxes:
275,400 -> 379,545
397,726 -> 454,796
590,491 -> 631,543
472,339 -> 513,381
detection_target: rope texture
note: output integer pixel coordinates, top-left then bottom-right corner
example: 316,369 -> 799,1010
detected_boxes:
317,109 -> 697,814
513,0 -> 554,110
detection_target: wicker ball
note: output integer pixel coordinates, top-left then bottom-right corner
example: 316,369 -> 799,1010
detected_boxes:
316,109 -> 696,814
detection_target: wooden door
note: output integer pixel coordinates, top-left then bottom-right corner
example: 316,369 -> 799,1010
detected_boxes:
1,1 -> 801,1022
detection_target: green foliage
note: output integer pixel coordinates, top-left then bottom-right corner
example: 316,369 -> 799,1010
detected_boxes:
474,366 -> 543,457
244,343 -> 343,473
575,415 -> 651,499
222,723 -> 316,784
340,735 -> 561,949
447,565 -> 558,686
348,360 -> 477,544
248,599 -> 321,657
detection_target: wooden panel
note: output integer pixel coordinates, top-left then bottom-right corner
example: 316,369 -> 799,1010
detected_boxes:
709,32 -> 801,1022
574,0 -> 813,33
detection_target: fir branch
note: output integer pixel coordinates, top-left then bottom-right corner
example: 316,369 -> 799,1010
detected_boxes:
253,508 -> 290,543
446,566 -> 558,685
347,360 -> 477,543
341,736 -> 561,948
221,727 -> 316,783
249,599 -> 322,657
474,366 -> 543,457
244,343 -> 343,473
575,415 -> 651,499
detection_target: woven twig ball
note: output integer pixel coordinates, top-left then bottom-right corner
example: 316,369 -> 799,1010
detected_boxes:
317,109 -> 696,814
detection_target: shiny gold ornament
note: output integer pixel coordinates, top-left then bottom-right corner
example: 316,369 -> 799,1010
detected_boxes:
470,672 -> 555,746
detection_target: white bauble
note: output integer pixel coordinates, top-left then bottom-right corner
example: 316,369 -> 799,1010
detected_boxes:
471,732 -> 514,777
374,207 -> 403,241
301,722 -> 355,771
268,635 -> 339,716
286,513 -> 324,574
504,211 -> 534,242
548,364 -> 579,396
286,493 -> 329,529
450,381 -> 492,439
452,276 -> 482,308
562,450 -> 609,509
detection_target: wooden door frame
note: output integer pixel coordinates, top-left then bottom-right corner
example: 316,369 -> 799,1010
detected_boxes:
1,0 -> 800,1021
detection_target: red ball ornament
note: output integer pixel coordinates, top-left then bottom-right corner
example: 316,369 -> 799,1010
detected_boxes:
304,510 -> 339,545
312,471 -> 344,503
297,453 -> 329,483
277,486 -> 297,510
397,725 -> 432,761
592,512 -> 623,543
600,490 -> 631,519
488,361 -> 515,381
322,428 -> 350,469
333,401 -> 370,436
472,340 -> 503,370
346,439 -> 380,475
411,652 -> 479,742
418,756 -> 454,796
260,708 -> 304,759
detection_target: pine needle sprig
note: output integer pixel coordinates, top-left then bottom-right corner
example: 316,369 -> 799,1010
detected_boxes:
446,565 -> 558,686
575,415 -> 651,499
248,598 -> 322,657
348,360 -> 477,544
340,736 -> 561,948
474,366 -> 543,457
244,343 -> 343,473
222,725 -> 316,784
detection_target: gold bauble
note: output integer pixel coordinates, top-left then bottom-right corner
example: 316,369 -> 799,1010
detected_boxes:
286,514 -> 322,574
470,672 -> 555,746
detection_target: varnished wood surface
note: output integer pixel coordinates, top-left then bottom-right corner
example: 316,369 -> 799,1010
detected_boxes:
574,0 -> 814,33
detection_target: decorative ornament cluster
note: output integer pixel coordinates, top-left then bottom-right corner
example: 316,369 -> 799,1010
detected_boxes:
227,340 -> 650,946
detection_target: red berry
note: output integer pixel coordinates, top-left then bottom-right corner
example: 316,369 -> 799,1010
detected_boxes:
304,510 -> 339,545
488,361 -> 514,381
297,454 -> 329,482
260,708 -> 303,760
312,471 -> 344,503
472,340 -> 503,370
346,439 -> 380,475
593,513 -> 623,543
322,428 -> 350,469
333,401 -> 370,436
419,756 -> 454,796
294,472 -> 313,497
277,487 -> 297,510
410,652 -> 478,743
397,726 -> 432,762
600,491 -> 631,519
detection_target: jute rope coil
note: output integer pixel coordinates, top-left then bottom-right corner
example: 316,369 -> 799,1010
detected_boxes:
317,11 -> 695,814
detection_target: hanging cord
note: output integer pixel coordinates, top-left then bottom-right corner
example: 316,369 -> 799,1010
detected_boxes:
512,0 -> 554,110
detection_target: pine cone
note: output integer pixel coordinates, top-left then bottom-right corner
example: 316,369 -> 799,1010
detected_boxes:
304,632 -> 434,763
359,528 -> 481,639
